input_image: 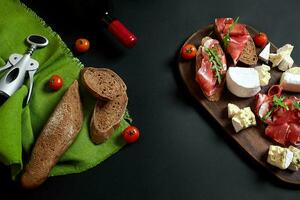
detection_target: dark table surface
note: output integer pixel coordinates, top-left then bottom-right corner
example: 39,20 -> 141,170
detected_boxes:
2,0 -> 300,199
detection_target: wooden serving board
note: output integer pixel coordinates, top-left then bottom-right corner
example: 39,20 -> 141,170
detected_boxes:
178,24 -> 300,185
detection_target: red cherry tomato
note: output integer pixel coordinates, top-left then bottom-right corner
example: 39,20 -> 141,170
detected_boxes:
75,38 -> 90,53
49,75 -> 63,91
181,44 -> 197,59
253,32 -> 268,47
122,126 -> 140,143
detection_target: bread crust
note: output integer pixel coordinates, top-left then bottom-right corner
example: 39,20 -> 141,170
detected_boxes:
21,80 -> 83,189
90,93 -> 128,144
81,67 -> 127,101
238,38 -> 258,65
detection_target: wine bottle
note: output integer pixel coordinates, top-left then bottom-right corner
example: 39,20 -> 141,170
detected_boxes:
23,0 -> 138,48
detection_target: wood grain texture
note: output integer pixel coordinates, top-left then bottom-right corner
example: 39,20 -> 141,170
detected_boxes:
178,24 -> 300,185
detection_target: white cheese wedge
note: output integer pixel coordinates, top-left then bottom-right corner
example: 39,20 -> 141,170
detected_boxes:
259,43 -> 270,63
231,107 -> 256,133
278,55 -> 294,71
267,145 -> 293,170
226,67 -> 261,98
277,44 -> 294,56
280,67 -> 300,92
269,53 -> 283,67
227,103 -> 240,118
288,146 -> 300,171
254,64 -> 271,86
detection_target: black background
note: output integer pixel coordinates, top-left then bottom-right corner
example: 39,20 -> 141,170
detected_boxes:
2,0 -> 300,199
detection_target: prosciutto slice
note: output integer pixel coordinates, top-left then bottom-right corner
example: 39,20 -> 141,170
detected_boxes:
255,85 -> 300,146
214,18 -> 251,64
195,37 -> 227,100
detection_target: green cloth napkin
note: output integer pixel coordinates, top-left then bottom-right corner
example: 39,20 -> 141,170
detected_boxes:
0,0 -> 129,180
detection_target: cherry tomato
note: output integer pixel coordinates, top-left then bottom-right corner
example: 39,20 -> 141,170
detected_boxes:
253,32 -> 268,47
181,44 -> 197,59
75,38 -> 90,53
49,75 -> 63,91
122,126 -> 140,143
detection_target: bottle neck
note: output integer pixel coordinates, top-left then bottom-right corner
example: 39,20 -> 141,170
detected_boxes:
102,12 -> 115,26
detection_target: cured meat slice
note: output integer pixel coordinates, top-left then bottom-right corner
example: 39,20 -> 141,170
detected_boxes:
265,123 -> 289,145
195,36 -> 227,101
255,85 -> 300,146
288,123 -> 300,145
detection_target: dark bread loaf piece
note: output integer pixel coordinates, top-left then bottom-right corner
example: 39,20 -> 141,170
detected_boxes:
21,80 -> 83,189
81,67 -> 127,101
238,38 -> 258,65
90,93 -> 128,144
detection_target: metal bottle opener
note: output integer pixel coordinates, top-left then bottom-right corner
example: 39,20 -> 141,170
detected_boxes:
0,34 -> 48,105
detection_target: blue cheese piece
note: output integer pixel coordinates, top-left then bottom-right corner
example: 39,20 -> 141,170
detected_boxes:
288,146 -> 300,171
231,107 -> 256,133
267,145 -> 293,169
254,64 -> 271,86
277,44 -> 294,56
259,43 -> 270,63
278,55 -> 294,71
227,103 -> 240,118
269,53 -> 283,67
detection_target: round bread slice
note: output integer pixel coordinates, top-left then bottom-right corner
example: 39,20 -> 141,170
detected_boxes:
81,67 -> 127,101
238,38 -> 258,66
90,92 -> 128,144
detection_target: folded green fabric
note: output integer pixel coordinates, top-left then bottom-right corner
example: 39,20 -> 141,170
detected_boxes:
0,0 -> 129,180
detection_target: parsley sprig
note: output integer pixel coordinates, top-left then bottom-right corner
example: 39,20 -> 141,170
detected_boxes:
262,95 -> 289,121
223,17 -> 239,48
293,101 -> 300,110
204,47 -> 223,84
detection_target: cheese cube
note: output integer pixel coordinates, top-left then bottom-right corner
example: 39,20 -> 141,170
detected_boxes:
288,146 -> 300,171
231,107 -> 256,133
277,44 -> 294,56
267,145 -> 293,169
269,53 -> 284,67
278,55 -> 294,71
228,103 -> 240,118
254,64 -> 271,86
259,43 -> 270,63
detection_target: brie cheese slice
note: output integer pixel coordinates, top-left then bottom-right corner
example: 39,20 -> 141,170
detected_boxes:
280,67 -> 300,92
259,43 -> 270,63
267,145 -> 293,170
226,67 -> 261,98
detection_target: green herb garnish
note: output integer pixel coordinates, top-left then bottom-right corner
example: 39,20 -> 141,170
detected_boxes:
223,17 -> 240,48
204,47 -> 224,84
262,95 -> 289,121
273,95 -> 289,110
293,101 -> 300,110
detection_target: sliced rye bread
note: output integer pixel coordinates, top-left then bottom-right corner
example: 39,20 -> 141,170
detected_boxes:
21,80 -> 83,189
238,38 -> 258,65
81,67 -> 127,101
90,93 -> 128,144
